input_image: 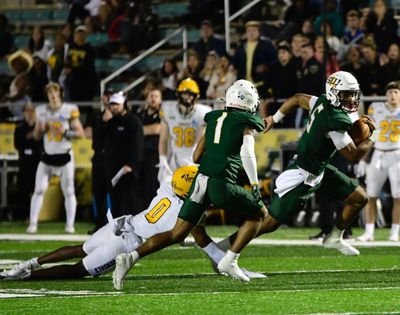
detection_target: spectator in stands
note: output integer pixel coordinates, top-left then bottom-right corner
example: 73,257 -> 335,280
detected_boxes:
296,42 -> 324,127
206,54 -> 236,102
47,31 -> 68,84
104,92 -> 145,216
290,33 -> 308,65
13,104 -> 42,220
232,21 -> 277,98
321,21 -> 344,61
178,50 -> 206,99
192,20 -> 226,66
134,88 -> 161,203
366,0 -> 398,53
383,43 -> 400,83
341,45 -> 364,81
28,26 -> 52,61
157,59 -> 178,100
314,35 -> 340,77
301,18 -> 316,42
61,24 -> 74,45
199,50 -> 219,88
313,0 -> 344,37
29,54 -> 49,102
86,87 -> 113,234
98,1 -> 115,32
359,38 -> 386,95
0,14 -> 13,59
343,10 -> 365,48
64,25 -> 97,102
284,0 -> 318,33
264,43 -> 298,127
1,50 -> 33,119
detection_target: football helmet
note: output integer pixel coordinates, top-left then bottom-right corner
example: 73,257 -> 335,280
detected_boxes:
326,71 -> 360,113
176,78 -> 200,108
225,79 -> 260,114
171,165 -> 198,199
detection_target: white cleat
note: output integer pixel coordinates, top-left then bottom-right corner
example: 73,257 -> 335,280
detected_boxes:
389,234 -> 399,242
113,253 -> 133,290
217,255 -> 250,282
26,224 -> 37,234
12,258 -> 39,272
241,268 -> 267,279
323,235 -> 360,256
2,266 -> 31,280
356,233 -> 374,242
65,225 -> 75,234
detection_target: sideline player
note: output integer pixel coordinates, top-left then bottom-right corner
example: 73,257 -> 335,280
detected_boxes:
1,167 -> 264,280
26,82 -> 84,234
218,71 -> 376,256
113,79 -> 268,288
357,81 -> 400,242
157,78 -> 211,184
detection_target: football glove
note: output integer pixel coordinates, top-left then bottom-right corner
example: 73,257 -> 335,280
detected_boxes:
251,185 -> 262,203
157,155 -> 173,183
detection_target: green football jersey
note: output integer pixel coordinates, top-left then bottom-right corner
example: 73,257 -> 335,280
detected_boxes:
295,94 -> 352,175
199,109 -> 264,183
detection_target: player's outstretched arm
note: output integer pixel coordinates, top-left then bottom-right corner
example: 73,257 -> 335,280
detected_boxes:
193,134 -> 206,163
264,93 -> 313,132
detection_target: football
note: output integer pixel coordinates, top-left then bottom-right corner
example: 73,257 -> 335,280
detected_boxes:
349,119 -> 371,145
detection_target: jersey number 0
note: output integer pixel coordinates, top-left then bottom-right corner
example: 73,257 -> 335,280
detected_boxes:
145,198 -> 171,224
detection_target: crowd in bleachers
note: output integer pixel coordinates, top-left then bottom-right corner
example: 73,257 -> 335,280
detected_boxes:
0,0 -> 400,125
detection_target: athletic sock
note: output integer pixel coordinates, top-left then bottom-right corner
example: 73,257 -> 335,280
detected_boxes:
129,251 -> 140,265
224,250 -> 240,263
365,223 -> 375,236
216,237 -> 231,252
201,242 -> 225,264
31,257 -> 40,269
29,193 -> 43,225
390,224 -> 399,237
65,195 -> 77,227
330,226 -> 344,239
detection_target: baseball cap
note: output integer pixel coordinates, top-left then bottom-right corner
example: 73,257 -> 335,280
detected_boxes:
109,92 -> 126,104
74,25 -> 87,33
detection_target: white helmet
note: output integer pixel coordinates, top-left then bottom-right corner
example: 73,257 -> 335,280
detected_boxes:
326,71 -> 360,113
225,79 -> 260,114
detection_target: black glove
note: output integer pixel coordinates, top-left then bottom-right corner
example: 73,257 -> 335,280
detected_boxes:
251,185 -> 262,203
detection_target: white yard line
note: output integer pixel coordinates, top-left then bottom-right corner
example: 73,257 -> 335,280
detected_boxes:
0,234 -> 399,247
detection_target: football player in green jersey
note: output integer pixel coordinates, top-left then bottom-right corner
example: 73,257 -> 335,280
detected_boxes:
217,71 -> 376,256
113,80 -> 268,288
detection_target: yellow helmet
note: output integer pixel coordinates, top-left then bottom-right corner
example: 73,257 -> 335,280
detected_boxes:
171,165 -> 198,199
176,78 -> 200,96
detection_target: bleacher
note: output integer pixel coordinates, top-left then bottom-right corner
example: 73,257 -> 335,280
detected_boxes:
0,1 -> 203,96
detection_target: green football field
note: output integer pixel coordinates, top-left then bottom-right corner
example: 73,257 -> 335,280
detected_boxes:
1,222 -> 400,315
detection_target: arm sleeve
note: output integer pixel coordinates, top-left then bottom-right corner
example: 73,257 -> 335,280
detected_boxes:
240,134 -> 258,185
309,96 -> 318,111
328,131 -> 353,150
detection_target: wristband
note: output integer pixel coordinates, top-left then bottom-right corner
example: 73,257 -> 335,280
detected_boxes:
272,110 -> 285,123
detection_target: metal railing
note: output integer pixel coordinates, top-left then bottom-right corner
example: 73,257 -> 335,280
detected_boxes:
224,0 -> 262,53
100,26 -> 188,98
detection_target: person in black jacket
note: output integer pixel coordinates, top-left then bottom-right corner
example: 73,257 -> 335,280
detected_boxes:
104,92 -> 145,217
13,104 -> 42,220
134,88 -> 161,203
86,88 -> 113,234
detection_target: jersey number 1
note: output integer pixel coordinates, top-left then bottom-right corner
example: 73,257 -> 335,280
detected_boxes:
213,112 -> 227,144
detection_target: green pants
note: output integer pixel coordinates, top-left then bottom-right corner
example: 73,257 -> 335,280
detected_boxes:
269,164 -> 359,223
178,175 -> 264,224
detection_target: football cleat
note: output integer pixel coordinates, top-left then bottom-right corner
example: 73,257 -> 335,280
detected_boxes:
3,266 -> 31,280
217,254 -> 250,282
241,268 -> 267,279
356,233 -> 374,242
113,253 -> 134,290
12,258 -> 40,271
389,234 -> 399,242
26,224 -> 37,234
65,225 -> 75,234
323,234 -> 360,256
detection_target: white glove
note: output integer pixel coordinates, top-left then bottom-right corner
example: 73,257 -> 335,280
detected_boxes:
157,155 -> 173,183
355,160 -> 367,178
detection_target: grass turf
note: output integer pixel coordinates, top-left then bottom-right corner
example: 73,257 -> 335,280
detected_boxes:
0,223 -> 400,314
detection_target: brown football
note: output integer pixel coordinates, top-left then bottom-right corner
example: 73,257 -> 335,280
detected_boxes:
349,119 -> 371,145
